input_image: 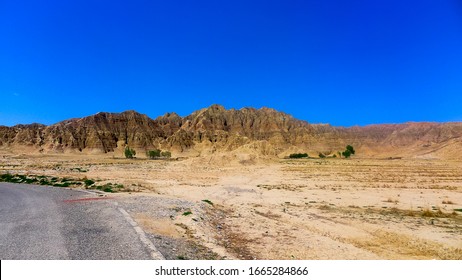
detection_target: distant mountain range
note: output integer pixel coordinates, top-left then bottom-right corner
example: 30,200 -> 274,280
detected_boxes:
1,105 -> 461,159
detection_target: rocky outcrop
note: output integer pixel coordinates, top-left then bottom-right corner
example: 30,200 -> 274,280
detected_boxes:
41,111 -> 171,152
1,105 -> 461,159
0,124 -> 46,147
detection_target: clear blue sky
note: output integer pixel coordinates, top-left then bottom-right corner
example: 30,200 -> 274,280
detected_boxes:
1,0 -> 461,127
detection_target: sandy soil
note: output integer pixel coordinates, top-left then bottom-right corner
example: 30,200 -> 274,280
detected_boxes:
1,152 -> 461,260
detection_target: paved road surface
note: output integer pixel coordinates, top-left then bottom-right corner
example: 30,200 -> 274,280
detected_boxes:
0,183 -> 163,260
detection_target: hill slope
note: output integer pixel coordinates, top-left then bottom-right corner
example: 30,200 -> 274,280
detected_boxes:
1,105 -> 461,159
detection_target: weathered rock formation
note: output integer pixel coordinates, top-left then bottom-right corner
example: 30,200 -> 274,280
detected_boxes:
1,105 -> 461,159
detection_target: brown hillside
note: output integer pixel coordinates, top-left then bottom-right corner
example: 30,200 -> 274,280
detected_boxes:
1,105 -> 461,159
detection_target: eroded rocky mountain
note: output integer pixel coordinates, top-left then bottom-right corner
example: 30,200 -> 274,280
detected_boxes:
1,105 -> 461,159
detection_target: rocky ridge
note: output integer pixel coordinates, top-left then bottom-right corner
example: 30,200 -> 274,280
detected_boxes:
1,105 -> 461,159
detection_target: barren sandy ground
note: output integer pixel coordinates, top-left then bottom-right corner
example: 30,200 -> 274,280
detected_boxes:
1,152 -> 461,260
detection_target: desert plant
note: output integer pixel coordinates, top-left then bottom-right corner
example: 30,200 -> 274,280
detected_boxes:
442,200 -> 454,205
342,145 -> 355,158
147,149 -> 161,159
346,145 -> 355,155
202,199 -> 214,205
84,179 -> 95,186
319,152 -> 326,158
0,173 -> 14,182
289,153 -> 309,159
124,146 -> 136,159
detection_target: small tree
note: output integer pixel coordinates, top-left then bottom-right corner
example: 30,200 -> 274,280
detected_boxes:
342,145 -> 355,158
318,152 -> 326,158
342,150 -> 351,158
124,146 -> 136,159
346,145 -> 355,155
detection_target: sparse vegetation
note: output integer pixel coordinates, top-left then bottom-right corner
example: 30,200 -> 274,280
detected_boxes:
0,173 -> 128,193
147,149 -> 172,159
96,183 -> 114,192
2,153 -> 462,260
84,179 -> 95,186
147,149 -> 161,159
289,153 -> 308,159
422,208 -> 443,218
124,146 -> 136,159
0,173 -> 81,188
161,151 -> 171,158
202,199 -> 214,205
71,167 -> 88,172
341,145 -> 355,158
384,198 -> 399,204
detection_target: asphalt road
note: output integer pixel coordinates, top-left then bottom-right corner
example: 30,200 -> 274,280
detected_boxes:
0,183 -> 162,260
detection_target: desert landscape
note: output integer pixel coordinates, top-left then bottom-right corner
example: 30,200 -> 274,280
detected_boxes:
1,106 -> 461,260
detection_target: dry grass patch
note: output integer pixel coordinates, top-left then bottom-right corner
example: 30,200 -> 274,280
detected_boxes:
442,200 -> 455,205
134,213 -> 182,238
348,230 -> 462,260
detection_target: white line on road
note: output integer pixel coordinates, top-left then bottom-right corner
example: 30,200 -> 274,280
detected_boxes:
118,208 -> 165,260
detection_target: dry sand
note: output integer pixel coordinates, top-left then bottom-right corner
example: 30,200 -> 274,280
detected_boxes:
1,152 -> 461,259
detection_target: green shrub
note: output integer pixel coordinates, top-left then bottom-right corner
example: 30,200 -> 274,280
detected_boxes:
25,178 -> 38,184
39,179 -> 51,185
147,149 -> 161,159
346,145 -> 355,155
289,153 -> 308,159
161,151 -> 171,158
53,182 -> 70,187
147,149 -> 171,159
1,173 -> 14,181
342,145 -> 355,158
202,199 -> 214,205
124,146 -> 136,159
84,179 -> 95,186
342,150 -> 351,158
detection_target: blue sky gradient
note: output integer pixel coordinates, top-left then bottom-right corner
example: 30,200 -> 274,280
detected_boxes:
1,0 -> 461,126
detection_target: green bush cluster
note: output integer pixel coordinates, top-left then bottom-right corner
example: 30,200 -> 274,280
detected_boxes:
147,149 -> 172,159
124,146 -> 136,159
0,173 -> 81,188
342,145 -> 355,158
289,153 -> 309,159
84,179 -> 95,186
